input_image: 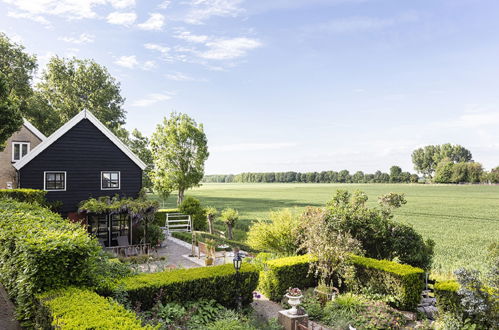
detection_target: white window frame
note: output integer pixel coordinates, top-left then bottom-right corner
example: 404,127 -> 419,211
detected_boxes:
44,171 -> 67,191
101,171 -> 121,190
12,142 -> 30,162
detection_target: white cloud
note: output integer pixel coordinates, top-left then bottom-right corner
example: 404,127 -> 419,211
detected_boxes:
212,142 -> 297,152
108,0 -> 135,9
199,37 -> 262,60
59,33 -> 95,44
131,93 -> 172,107
184,0 -> 244,24
137,13 -> 165,30
114,55 -> 139,68
143,60 -> 157,70
175,31 -> 209,43
106,11 -> 137,26
7,10 -> 51,25
3,0 -> 105,20
144,43 -> 174,61
165,72 -> 205,81
439,112 -> 499,129
158,1 -> 171,9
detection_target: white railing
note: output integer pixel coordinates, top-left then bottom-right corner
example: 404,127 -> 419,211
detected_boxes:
163,213 -> 191,235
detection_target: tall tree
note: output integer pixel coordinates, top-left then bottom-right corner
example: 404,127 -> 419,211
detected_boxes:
389,165 -> 402,183
0,73 -> 23,150
126,129 -> 153,190
35,56 -> 126,134
412,144 -> 472,178
150,112 -> 209,205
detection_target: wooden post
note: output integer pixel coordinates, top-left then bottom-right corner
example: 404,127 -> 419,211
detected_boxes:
278,311 -> 308,330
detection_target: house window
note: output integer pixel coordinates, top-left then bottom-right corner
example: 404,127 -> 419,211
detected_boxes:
101,171 -> 120,190
44,172 -> 66,191
12,142 -> 30,162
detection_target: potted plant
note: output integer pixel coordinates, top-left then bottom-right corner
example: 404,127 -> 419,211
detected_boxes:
285,287 -> 303,315
205,239 -> 216,266
314,281 -> 339,303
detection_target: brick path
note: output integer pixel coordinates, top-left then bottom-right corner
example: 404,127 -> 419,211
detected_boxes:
156,236 -> 200,269
0,283 -> 21,330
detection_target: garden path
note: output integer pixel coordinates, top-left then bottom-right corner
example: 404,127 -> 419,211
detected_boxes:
156,236 -> 200,269
0,283 -> 21,330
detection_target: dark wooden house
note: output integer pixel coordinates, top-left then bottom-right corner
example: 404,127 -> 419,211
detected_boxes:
14,110 -> 146,246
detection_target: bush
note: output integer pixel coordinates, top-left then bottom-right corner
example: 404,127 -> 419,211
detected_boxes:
349,255 -> 424,310
179,196 -> 207,231
247,209 -> 301,256
35,287 -> 151,329
153,208 -> 179,227
136,224 -> 165,246
0,188 -> 46,204
434,280 -> 462,318
116,263 -> 259,310
0,199 -> 101,323
259,255 -> 318,301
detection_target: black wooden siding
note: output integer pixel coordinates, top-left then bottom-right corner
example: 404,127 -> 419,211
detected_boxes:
19,119 -> 142,213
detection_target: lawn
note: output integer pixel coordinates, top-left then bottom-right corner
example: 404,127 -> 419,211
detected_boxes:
154,183 -> 499,277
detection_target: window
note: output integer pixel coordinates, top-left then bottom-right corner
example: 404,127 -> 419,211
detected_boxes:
12,142 -> 30,162
44,171 -> 66,191
101,171 -> 120,190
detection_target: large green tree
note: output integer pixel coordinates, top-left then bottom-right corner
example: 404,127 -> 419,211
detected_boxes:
412,144 -> 473,178
150,112 -> 209,205
34,56 -> 126,134
0,73 -> 23,150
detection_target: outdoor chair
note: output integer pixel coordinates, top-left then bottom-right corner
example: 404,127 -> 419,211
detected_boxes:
117,236 -> 139,257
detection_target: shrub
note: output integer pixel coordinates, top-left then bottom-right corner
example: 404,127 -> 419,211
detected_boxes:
349,255 -> 424,310
116,263 -> 259,310
434,280 -> 462,318
0,199 -> 101,323
220,208 -> 239,240
35,287 -> 152,329
259,255 -> 318,301
179,196 -> 207,231
247,209 -> 301,256
153,208 -> 179,227
136,224 -> 165,246
0,188 -> 46,204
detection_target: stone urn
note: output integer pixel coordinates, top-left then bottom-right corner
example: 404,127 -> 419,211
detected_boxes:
285,294 -> 303,315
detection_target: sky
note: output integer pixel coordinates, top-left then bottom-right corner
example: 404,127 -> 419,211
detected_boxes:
1,0 -> 499,174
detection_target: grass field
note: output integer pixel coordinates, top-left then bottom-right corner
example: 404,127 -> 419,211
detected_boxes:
155,183 -> 499,277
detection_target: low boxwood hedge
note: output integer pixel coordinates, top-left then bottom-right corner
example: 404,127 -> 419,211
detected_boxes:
349,255 -> 424,310
434,280 -> 462,317
35,287 -> 153,329
259,254 -> 318,301
0,188 -> 46,204
0,199 -> 101,323
115,263 -> 259,310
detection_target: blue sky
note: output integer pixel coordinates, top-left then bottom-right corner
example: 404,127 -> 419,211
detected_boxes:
1,0 -> 498,174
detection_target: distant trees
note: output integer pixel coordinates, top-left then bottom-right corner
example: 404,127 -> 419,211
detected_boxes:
0,73 -> 23,150
412,144 -> 473,178
434,160 -> 484,184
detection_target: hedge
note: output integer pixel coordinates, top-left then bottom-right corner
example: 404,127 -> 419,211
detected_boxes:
153,208 -> 180,226
349,255 -> 425,310
115,263 -> 259,310
259,254 -> 424,310
259,255 -> 318,301
0,199 -> 101,323
0,188 -> 46,204
434,280 -> 462,317
35,287 -> 153,329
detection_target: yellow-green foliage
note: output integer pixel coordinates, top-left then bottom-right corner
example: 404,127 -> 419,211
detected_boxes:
0,199 -> 101,323
259,254 -> 318,301
117,263 -> 259,310
37,288 -> 153,329
0,188 -> 46,204
247,208 -> 301,255
349,255 -> 424,310
434,280 -> 462,317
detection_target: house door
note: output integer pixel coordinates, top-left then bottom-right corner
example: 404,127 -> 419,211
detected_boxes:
110,214 -> 130,247
88,214 -> 110,246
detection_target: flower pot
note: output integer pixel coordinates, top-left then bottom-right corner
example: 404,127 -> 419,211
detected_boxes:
285,294 -> 303,315
205,257 -> 214,266
314,287 -> 338,304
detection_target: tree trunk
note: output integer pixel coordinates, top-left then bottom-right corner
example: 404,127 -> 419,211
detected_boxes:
177,189 -> 185,205
207,215 -> 214,234
227,224 -> 233,240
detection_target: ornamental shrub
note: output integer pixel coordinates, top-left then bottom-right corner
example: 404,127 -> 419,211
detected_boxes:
0,199 -> 101,323
258,254 -> 318,301
35,287 -> 153,329
349,255 -> 424,310
0,188 -> 46,204
114,263 -> 259,310
434,280 -> 462,318
179,196 -> 207,231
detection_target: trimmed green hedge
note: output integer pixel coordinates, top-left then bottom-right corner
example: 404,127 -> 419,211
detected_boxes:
258,254 -> 424,310
116,263 -> 259,310
0,188 -> 46,204
259,255 -> 318,301
153,208 -> 180,226
434,280 -> 462,317
0,199 -> 101,323
349,255 -> 424,310
35,287 -> 153,329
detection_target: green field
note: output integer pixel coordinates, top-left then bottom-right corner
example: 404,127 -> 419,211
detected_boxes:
156,183 -> 499,277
